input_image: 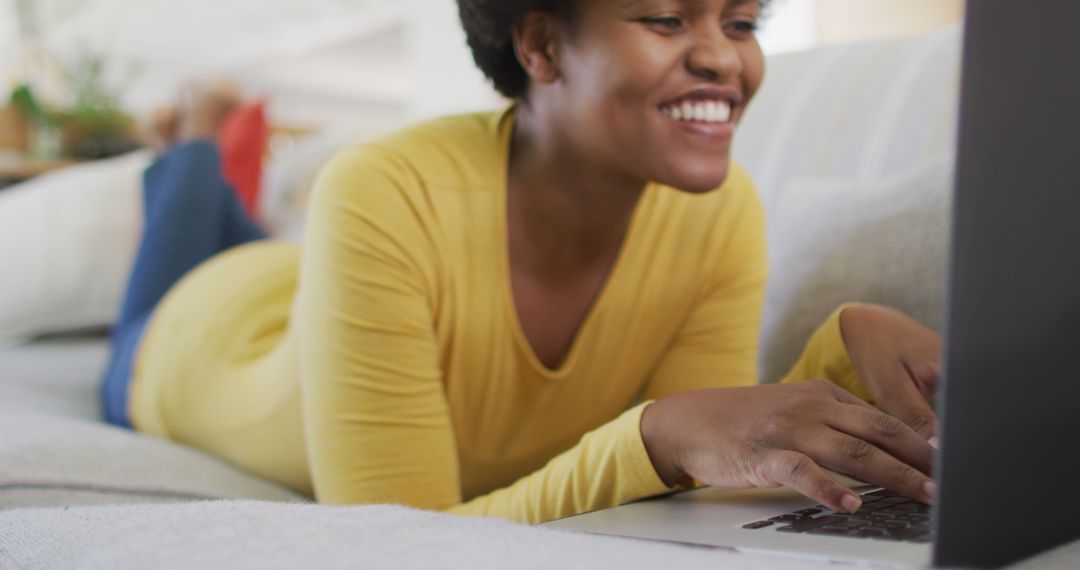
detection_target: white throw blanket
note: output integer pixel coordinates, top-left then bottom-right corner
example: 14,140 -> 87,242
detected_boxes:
0,501 -> 827,570
2,500 -> 1077,570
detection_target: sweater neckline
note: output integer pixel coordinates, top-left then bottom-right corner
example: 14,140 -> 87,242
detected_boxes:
494,106 -> 652,380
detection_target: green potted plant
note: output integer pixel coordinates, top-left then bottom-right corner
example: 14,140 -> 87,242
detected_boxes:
10,0 -> 141,160
54,51 -> 141,159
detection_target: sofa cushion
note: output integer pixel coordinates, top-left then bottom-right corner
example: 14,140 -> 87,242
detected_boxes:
733,26 -> 962,208
0,414 -> 306,510
759,159 -> 953,384
728,26 -> 962,384
0,151 -> 149,346
0,338 -> 109,422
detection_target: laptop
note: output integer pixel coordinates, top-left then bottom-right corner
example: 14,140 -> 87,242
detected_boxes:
545,1 -> 1080,567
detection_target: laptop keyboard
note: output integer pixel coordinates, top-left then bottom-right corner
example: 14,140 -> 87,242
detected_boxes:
741,489 -> 932,543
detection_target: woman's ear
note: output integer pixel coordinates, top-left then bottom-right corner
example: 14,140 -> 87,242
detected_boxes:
512,12 -> 561,87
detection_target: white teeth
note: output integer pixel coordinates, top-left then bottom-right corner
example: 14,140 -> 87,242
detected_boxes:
716,101 -> 731,122
706,101 -> 719,121
663,100 -> 732,124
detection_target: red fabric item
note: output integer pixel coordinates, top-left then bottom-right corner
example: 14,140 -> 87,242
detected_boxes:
219,100 -> 269,219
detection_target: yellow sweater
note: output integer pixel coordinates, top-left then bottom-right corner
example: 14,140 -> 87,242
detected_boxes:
129,108 -> 861,524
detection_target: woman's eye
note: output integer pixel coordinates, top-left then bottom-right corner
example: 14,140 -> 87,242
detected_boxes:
641,16 -> 685,33
724,18 -> 760,38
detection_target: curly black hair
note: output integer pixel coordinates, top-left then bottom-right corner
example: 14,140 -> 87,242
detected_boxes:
457,0 -> 573,99
457,0 -> 772,99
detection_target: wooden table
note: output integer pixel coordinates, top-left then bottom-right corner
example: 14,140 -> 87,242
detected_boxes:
0,150 -> 77,188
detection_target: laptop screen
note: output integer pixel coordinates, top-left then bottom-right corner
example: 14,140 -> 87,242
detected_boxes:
934,1 -> 1080,567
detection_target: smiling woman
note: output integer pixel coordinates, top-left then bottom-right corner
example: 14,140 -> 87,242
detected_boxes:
460,0 -> 770,98
463,0 -> 767,194
102,0 -> 943,525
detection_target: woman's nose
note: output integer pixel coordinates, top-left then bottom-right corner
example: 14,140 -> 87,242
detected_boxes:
685,28 -> 743,81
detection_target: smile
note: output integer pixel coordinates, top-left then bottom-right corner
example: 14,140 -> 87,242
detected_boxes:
659,99 -> 732,124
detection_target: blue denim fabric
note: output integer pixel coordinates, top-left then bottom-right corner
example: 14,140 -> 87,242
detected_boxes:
101,141 -> 266,427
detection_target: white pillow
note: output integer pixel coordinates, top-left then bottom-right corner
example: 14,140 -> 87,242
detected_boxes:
759,158 -> 954,383
0,151 -> 150,346
733,26 -> 962,208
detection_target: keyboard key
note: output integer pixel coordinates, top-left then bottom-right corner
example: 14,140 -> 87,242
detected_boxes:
758,488 -> 935,543
742,520 -> 775,529
776,516 -> 848,533
807,526 -> 859,537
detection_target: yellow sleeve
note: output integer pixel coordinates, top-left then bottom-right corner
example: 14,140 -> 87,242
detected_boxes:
299,146 -> 672,523
778,304 -> 872,403
643,175 -> 769,399
298,147 -> 462,509
447,402 -> 674,522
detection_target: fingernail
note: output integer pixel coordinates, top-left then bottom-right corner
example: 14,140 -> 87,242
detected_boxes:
928,437 -> 940,449
841,494 -> 862,513
924,481 -> 937,499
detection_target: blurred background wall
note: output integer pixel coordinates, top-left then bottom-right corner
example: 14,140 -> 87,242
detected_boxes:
1,0 -> 965,135
816,0 -> 964,44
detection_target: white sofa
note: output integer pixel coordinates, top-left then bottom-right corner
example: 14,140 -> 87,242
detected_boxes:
1,27 -> 1076,569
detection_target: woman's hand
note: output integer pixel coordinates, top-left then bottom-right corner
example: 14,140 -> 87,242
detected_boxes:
839,304 -> 942,444
640,381 -> 936,512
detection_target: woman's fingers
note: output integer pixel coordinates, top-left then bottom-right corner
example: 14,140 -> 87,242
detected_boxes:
826,404 -> 935,476
807,377 -> 933,472
652,383 -> 938,512
837,304 -> 943,440
797,429 -> 935,505
907,359 -> 941,399
815,378 -> 876,409
815,365 -> 939,444
874,366 -> 940,440
761,450 -> 863,513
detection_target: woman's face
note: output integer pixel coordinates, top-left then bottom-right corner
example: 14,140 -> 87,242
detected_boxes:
546,0 -> 765,193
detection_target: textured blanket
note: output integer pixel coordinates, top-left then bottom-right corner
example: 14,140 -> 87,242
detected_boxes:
0,501 -> 822,570
3,500 -> 1079,570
